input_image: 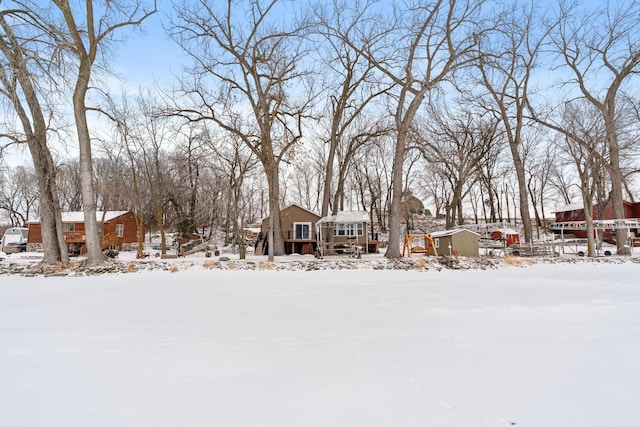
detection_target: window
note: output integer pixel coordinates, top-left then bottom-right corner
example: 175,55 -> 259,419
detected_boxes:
294,222 -> 311,239
334,223 -> 363,237
63,223 -> 75,232
115,224 -> 124,238
434,238 -> 440,248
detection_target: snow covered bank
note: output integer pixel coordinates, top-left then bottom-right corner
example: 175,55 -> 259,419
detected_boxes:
2,249 -> 639,277
1,262 -> 639,426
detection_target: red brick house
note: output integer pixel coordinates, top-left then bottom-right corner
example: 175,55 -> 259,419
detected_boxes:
27,210 -> 141,253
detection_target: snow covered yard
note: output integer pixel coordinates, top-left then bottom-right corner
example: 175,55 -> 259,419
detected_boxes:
1,262 -> 639,426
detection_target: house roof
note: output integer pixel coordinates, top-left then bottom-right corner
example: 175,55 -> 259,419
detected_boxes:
317,210 -> 370,224
555,202 -> 584,213
284,204 -> 321,219
555,200 -> 636,213
261,204 -> 321,222
27,210 -> 131,224
431,228 -> 480,238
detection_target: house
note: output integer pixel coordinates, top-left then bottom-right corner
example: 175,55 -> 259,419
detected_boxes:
431,228 -> 480,257
554,201 -> 640,223
257,204 -> 321,255
27,210 -> 140,254
552,201 -> 640,243
316,210 -> 377,256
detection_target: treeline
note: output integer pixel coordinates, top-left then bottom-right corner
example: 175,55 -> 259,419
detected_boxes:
0,0 -> 639,264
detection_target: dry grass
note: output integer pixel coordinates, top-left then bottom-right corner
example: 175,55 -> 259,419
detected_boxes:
202,260 -> 218,269
126,262 -> 136,273
416,256 -> 428,270
169,264 -> 181,273
504,256 -> 535,267
258,261 -> 275,270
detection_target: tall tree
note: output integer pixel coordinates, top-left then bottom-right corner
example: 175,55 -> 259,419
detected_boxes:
475,1 -> 553,243
412,107 -> 499,229
334,0 -> 485,258
539,1 -> 640,254
0,6 -> 69,264
171,0 -> 312,261
314,0 -> 390,217
556,101 -> 609,257
50,0 -> 156,265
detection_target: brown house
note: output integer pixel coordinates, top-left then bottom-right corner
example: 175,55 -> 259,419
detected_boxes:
27,210 -> 140,254
257,204 -> 321,255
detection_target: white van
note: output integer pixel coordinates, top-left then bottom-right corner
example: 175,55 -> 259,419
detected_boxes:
1,227 -> 28,253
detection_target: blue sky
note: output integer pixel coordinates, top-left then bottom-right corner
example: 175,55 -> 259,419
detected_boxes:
110,7 -> 183,89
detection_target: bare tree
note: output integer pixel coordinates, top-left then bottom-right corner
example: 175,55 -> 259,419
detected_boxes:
137,91 -> 171,254
411,106 -> 499,229
0,166 -> 36,226
0,5 -> 68,264
171,0 -> 313,261
351,134 -> 394,237
556,100 -> 609,256
534,1 -> 640,254
50,0 -> 156,264
524,142 -> 555,238
313,0 -> 391,217
475,1 -> 554,243
474,133 -> 507,223
204,131 -> 259,259
334,0 -> 485,258
56,160 -> 83,211
101,91 -> 148,255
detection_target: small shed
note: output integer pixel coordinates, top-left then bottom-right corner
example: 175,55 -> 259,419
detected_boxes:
258,204 -> 321,255
316,210 -> 376,256
490,228 -> 520,247
431,228 -> 480,257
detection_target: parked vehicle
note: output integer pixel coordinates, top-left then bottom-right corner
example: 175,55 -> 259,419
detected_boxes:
1,227 -> 28,253
3,241 -> 27,253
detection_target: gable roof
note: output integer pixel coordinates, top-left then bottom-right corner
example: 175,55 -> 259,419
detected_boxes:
261,204 -> 321,223
317,210 -> 370,224
431,228 -> 480,238
282,204 -> 321,219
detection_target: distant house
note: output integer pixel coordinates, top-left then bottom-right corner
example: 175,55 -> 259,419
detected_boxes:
554,201 -> 640,222
431,229 -> 480,257
316,210 -> 377,256
552,201 -> 640,242
258,204 -> 321,255
27,210 -> 140,253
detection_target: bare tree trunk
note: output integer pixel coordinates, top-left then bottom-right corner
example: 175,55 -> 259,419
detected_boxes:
73,70 -> 103,264
387,127 -> 411,258
53,0 -> 156,265
266,163 -> 284,260
0,12 -> 68,264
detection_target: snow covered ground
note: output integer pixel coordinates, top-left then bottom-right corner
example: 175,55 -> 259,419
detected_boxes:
1,259 -> 639,426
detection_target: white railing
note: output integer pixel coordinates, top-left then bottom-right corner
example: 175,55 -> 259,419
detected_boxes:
549,218 -> 640,231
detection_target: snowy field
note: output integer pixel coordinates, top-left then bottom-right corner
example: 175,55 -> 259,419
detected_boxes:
1,260 -> 639,426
